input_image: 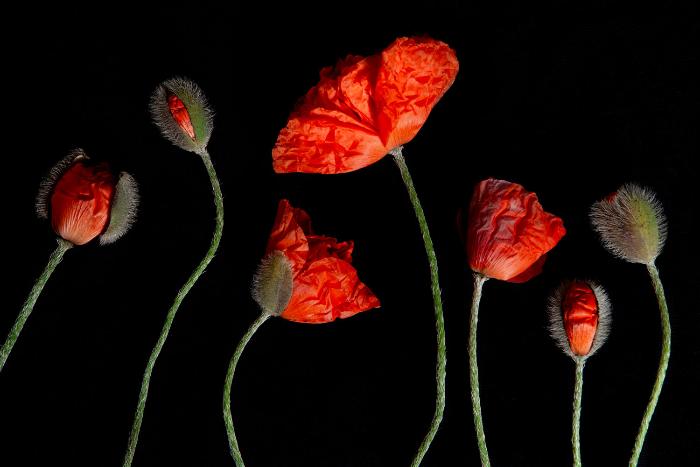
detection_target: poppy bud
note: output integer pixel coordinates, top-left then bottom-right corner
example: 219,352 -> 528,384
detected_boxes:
251,250 -> 294,316
548,280 -> 611,359
590,183 -> 667,265
150,77 -> 214,154
35,149 -> 139,246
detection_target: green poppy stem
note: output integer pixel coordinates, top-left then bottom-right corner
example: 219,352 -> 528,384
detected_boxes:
391,147 -> 446,467
572,359 -> 585,467
629,262 -> 671,466
223,312 -> 271,466
122,149 -> 224,467
0,238 -> 72,373
468,272 -> 490,467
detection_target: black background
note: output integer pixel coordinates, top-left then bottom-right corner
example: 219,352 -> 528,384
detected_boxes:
1,2 -> 697,466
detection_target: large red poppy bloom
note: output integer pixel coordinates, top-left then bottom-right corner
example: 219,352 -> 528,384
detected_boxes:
562,281 -> 599,356
464,178 -> 566,282
272,36 -> 459,174
51,161 -> 115,245
266,200 -> 380,323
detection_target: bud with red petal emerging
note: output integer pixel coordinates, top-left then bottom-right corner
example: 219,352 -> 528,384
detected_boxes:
590,183 -> 667,265
36,149 -> 139,246
150,77 -> 214,155
548,280 -> 611,360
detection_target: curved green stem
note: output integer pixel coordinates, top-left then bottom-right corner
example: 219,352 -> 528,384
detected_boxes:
391,148 -> 446,467
122,150 -> 224,467
468,272 -> 490,467
629,263 -> 671,466
572,359 -> 585,467
0,238 -> 72,372
223,312 -> 270,466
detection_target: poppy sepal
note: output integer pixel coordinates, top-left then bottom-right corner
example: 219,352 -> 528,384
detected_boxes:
251,250 -> 294,317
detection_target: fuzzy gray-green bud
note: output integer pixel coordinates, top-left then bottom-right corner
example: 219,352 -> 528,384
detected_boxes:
590,183 -> 667,265
251,251 -> 294,316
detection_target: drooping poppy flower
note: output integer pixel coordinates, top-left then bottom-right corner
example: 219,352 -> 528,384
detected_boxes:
590,184 -> 670,466
273,36 -> 457,464
464,178 -> 567,282
258,199 -> 380,323
460,178 -> 566,466
547,280 -> 611,466
273,36 -> 459,174
122,77 -> 221,467
1,149 -> 138,373
223,200 -> 380,464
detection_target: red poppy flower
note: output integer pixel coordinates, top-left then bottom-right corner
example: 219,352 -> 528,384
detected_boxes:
265,200 -> 380,323
272,36 -> 459,174
36,150 -> 139,246
464,178 -> 566,282
548,280 -> 611,359
562,281 -> 599,356
51,161 -> 115,245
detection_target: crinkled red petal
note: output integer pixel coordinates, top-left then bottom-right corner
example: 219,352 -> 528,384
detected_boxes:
281,257 -> 380,323
563,281 -> 599,356
50,162 -> 115,245
467,178 -> 566,281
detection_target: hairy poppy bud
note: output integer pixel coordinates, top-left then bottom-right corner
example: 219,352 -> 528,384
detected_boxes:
251,250 -> 294,316
150,77 -> 214,154
548,280 -> 611,359
35,149 -> 139,246
590,183 -> 667,265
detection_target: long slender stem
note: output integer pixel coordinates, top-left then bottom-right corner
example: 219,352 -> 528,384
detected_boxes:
122,150 -> 224,467
468,272 -> 490,467
0,238 -> 72,372
572,359 -> 585,467
391,147 -> 446,467
223,312 -> 270,466
629,262 -> 671,466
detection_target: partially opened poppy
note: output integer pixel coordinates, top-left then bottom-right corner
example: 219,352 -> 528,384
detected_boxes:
0,149 -> 138,372
548,280 -> 611,467
223,200 -> 379,465
465,178 -> 567,282
459,178 -> 565,466
273,36 -> 458,465
590,184 -> 670,466
122,77 -> 222,467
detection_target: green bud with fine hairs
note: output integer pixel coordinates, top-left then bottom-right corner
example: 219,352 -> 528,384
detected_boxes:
251,251 -> 294,316
590,183 -> 667,265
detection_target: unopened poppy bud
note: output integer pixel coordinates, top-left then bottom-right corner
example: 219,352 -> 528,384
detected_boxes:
251,250 -> 294,316
590,183 -> 667,265
35,149 -> 139,246
150,77 -> 214,154
548,280 -> 611,359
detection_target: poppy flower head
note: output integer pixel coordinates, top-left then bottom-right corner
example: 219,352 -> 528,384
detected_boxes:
150,77 -> 214,154
464,178 -> 566,282
590,183 -> 667,265
256,199 -> 380,323
36,149 -> 139,246
272,36 -> 459,174
548,280 -> 611,359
